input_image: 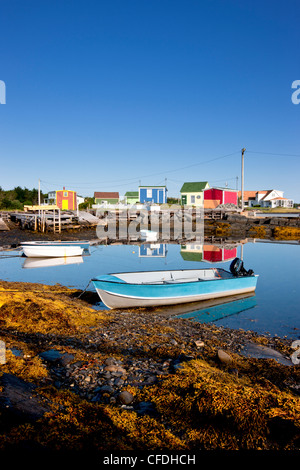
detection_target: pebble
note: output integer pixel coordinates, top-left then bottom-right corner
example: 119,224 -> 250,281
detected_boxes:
118,391 -> 134,405
217,349 -> 233,365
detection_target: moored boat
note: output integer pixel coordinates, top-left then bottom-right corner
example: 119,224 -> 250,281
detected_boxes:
92,258 -> 258,309
20,240 -> 90,250
22,245 -> 84,258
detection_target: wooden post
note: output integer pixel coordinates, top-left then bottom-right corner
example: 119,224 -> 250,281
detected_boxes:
58,209 -> 61,233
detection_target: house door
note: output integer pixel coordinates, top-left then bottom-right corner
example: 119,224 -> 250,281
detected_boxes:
62,199 -> 68,210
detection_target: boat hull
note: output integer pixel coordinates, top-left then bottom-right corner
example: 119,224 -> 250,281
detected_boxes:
22,245 -> 84,258
21,240 -> 90,250
92,270 -> 258,309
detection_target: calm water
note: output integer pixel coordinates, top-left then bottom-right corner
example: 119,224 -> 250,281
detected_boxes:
0,240 -> 299,340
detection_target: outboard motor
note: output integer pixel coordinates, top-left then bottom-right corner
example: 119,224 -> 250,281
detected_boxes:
230,258 -> 254,277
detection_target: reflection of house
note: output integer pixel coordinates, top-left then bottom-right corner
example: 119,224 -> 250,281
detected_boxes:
202,245 -> 237,263
44,187 -> 77,210
139,244 -> 166,257
180,243 -> 203,261
204,187 -> 238,208
180,182 -> 209,206
180,244 -> 237,263
139,186 -> 167,204
238,190 -> 293,208
124,191 -> 139,204
94,192 -> 119,204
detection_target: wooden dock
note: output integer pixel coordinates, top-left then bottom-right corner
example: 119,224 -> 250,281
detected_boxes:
0,217 -> 9,231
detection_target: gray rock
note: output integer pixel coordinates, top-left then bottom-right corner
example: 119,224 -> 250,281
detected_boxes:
60,353 -> 75,366
39,349 -> 62,363
0,373 -> 51,422
118,391 -> 134,405
240,342 -> 292,366
217,349 -> 233,365
99,385 -> 114,395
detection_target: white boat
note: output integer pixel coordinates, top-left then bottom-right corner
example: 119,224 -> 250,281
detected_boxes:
92,258 -> 258,309
22,245 -> 84,258
140,229 -> 158,241
20,240 -> 90,250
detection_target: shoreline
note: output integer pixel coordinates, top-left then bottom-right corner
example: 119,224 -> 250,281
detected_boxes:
0,279 -> 299,452
1,213 -> 300,249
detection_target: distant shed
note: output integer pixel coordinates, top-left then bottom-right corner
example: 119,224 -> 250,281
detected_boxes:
204,187 -> 237,209
139,186 -> 167,204
56,188 -> 77,210
124,191 -> 139,204
94,192 -> 119,204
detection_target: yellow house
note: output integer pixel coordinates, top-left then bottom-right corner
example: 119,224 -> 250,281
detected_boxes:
180,182 -> 209,206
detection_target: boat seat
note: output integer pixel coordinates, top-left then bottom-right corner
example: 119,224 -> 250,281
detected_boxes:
164,277 -> 200,284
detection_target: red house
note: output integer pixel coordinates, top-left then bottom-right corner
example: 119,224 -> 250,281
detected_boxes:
56,187 -> 77,210
204,187 -> 238,209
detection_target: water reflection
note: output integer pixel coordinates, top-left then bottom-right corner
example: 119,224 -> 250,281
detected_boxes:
139,244 -> 167,258
180,243 -> 237,263
22,256 -> 84,269
1,237 -> 297,339
174,293 -> 257,323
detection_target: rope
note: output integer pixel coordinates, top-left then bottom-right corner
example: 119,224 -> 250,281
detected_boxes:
76,280 -> 92,298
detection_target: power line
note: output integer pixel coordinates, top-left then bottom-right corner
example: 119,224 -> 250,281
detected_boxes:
247,150 -> 300,158
40,150 -> 240,189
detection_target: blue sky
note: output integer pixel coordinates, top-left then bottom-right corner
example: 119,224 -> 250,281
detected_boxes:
0,0 -> 299,200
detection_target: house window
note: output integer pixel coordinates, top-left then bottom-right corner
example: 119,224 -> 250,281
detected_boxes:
191,195 -> 195,203
63,192 -> 68,197
147,189 -> 152,198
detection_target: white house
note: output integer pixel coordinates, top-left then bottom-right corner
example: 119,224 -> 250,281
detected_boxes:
247,190 -> 293,208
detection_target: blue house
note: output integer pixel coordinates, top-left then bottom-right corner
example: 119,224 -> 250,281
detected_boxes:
139,185 -> 167,204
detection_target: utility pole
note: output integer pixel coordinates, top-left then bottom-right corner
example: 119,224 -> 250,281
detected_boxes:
241,148 -> 246,211
38,179 -> 41,216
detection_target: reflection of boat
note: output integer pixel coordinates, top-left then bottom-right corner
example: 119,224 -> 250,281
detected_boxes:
21,240 -> 90,249
22,245 -> 84,258
140,230 -> 158,241
175,293 -> 257,323
92,258 -> 258,309
23,256 -> 84,269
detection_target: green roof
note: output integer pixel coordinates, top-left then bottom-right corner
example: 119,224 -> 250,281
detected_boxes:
125,191 -> 139,197
180,182 -> 209,193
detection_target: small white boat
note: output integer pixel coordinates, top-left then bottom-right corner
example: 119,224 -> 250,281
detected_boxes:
20,240 -> 90,250
22,245 -> 84,258
140,229 -> 158,241
92,258 -> 258,309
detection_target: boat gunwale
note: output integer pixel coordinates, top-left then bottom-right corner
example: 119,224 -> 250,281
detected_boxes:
92,268 -> 258,287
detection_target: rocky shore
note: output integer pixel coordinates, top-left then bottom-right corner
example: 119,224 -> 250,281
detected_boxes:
0,279 -> 299,453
